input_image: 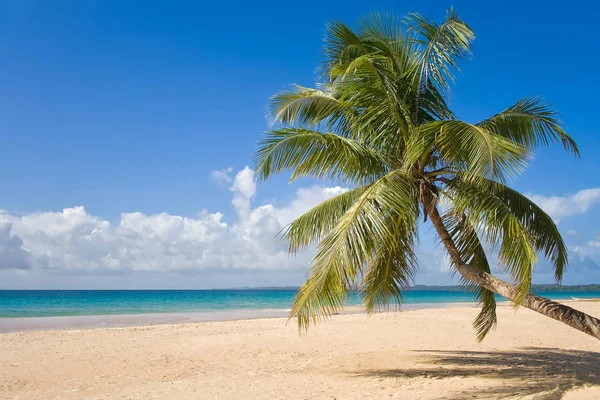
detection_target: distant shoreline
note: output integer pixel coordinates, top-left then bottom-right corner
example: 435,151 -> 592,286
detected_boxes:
2,284 -> 599,292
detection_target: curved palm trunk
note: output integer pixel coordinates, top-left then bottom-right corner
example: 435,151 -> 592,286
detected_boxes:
426,205 -> 600,340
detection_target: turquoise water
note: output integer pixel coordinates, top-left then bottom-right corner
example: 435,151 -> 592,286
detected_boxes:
0,290 -> 599,318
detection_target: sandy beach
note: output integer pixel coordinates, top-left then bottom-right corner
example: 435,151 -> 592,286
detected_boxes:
1,301 -> 599,400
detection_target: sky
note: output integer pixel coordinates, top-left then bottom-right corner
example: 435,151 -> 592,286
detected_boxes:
0,0 -> 599,289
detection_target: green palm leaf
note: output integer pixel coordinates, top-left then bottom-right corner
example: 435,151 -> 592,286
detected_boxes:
404,7 -> 474,98
442,208 -> 497,340
444,179 -> 538,303
253,128 -> 387,184
291,170 -> 418,329
360,213 -> 418,313
283,185 -> 371,253
332,52 -> 414,140
358,12 -> 417,76
410,120 -> 530,182
458,176 -> 569,281
322,20 -> 369,81
268,85 -> 356,134
477,96 -> 579,156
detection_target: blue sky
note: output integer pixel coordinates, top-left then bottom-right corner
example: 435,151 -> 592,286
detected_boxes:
0,0 -> 598,289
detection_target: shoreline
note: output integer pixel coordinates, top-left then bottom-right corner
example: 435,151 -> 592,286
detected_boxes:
1,298 -> 598,334
0,301 -> 479,333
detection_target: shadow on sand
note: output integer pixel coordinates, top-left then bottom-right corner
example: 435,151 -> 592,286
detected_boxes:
355,347 -> 600,399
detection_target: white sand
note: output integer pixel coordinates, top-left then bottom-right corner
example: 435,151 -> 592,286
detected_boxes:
1,301 -> 599,399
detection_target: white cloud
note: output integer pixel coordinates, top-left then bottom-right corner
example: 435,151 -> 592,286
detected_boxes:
567,229 -> 577,236
527,188 -> 600,221
230,167 -> 256,199
230,166 -> 257,220
210,167 -> 234,186
0,221 -> 31,270
0,167 -> 344,275
572,238 -> 600,261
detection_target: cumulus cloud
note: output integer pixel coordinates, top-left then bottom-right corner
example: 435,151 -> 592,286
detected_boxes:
0,167 -> 344,274
572,237 -> 600,261
0,221 -> 31,269
210,167 -> 234,186
528,188 -> 600,221
230,166 -> 257,220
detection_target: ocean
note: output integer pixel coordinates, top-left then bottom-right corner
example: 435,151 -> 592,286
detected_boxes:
1,289 -> 600,319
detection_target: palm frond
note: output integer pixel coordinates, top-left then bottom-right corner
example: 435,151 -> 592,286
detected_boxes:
358,12 -> 417,76
455,176 -> 569,282
477,96 -> 579,156
442,208 -> 497,340
322,20 -> 369,81
404,7 -> 474,100
283,185 -> 371,253
253,128 -> 387,184
291,170 -> 419,329
444,178 -> 537,303
332,52 -> 413,141
360,213 -> 418,313
414,120 -> 530,182
268,85 -> 356,134
353,13 -> 453,124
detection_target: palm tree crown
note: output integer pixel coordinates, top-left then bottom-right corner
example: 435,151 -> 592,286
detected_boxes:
253,9 -> 580,340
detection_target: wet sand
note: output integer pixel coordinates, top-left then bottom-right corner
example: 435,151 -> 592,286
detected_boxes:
0,302 -> 475,333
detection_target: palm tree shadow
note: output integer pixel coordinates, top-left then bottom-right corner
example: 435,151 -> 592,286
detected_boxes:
354,347 -> 600,399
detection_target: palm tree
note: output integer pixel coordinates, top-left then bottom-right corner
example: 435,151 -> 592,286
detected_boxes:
253,9 -> 600,340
